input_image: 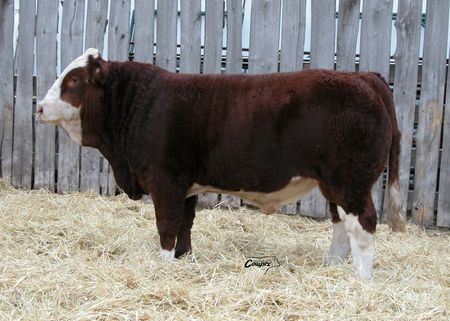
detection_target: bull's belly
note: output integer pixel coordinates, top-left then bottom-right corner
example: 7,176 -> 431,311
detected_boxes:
187,176 -> 318,213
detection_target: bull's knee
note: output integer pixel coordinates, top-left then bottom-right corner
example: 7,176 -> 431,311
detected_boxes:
337,206 -> 375,279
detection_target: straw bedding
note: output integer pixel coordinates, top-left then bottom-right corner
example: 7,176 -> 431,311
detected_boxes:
0,180 -> 448,321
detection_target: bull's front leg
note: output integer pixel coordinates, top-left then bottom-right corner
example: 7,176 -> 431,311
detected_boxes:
151,179 -> 189,260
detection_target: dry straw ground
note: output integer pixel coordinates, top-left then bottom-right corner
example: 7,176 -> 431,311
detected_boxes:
0,180 -> 449,320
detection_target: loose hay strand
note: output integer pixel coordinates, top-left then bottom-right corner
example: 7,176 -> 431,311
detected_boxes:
0,181 -> 449,320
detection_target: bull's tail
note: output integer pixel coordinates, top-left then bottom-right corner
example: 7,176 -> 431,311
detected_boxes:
386,123 -> 406,232
371,73 -> 406,232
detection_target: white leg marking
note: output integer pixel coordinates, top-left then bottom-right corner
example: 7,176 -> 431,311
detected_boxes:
337,206 -> 375,279
159,247 -> 175,260
326,221 -> 351,266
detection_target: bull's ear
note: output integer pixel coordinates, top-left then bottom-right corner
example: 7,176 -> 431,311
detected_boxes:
87,54 -> 108,86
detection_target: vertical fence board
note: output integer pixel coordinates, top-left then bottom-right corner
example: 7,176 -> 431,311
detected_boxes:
220,0 -> 242,208
248,0 -> 281,74
105,0 -> 131,196
12,0 -> 35,188
198,0 -> 224,207
204,0 -> 224,74
413,1 -> 449,226
438,64 -> 450,226
35,0 -> 58,191
390,0 -> 422,220
336,0 -> 360,71
309,0 -> 335,70
225,0 -> 243,74
359,0 -> 393,216
59,0 -> 85,193
278,0 -> 306,214
280,0 -> 306,73
80,0 -> 108,193
155,0 -> 177,71
180,0 -> 201,73
108,1 -> 131,61
246,0 -> 281,208
135,0 -> 155,63
0,0 -> 14,182
299,0 -> 335,218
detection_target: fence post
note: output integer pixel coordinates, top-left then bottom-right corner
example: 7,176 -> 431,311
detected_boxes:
359,0 -> 393,217
299,0 -> 335,219
35,0 -> 59,191
413,0 -> 450,226
0,0 -> 15,183
80,0 -> 108,194
389,0 -> 422,221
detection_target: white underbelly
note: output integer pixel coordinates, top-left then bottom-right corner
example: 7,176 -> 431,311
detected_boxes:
187,176 -> 318,213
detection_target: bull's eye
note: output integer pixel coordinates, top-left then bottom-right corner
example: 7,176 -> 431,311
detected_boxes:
69,78 -> 79,86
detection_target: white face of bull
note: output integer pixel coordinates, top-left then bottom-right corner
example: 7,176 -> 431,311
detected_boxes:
36,48 -> 100,144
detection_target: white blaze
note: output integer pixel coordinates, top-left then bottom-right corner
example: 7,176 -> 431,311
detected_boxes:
37,48 -> 100,144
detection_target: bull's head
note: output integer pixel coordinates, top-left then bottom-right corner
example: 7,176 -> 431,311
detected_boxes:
37,48 -> 108,148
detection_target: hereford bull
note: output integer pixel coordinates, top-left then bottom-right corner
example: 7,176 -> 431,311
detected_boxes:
37,48 -> 406,279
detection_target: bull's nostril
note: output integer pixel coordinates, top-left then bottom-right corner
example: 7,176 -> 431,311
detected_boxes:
37,105 -> 43,114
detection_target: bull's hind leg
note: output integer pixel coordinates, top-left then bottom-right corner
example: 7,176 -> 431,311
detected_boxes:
325,203 -> 351,265
319,184 -> 351,265
337,200 -> 376,279
175,196 -> 197,258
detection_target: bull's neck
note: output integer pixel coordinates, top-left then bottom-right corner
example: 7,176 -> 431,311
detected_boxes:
101,62 -> 160,153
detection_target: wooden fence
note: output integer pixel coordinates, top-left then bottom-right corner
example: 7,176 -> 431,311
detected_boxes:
0,0 -> 449,227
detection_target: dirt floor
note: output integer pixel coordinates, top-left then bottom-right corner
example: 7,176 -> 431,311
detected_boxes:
0,181 -> 449,320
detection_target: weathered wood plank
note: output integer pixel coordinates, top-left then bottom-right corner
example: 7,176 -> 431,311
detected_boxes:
204,0 -> 224,74
242,0 -> 282,209
80,0 -> 108,193
413,0 -> 449,226
155,0 -> 177,71
197,0 -> 225,207
438,60 -> 450,226
248,0 -> 281,74
105,0 -> 131,196
220,0 -> 242,208
0,0 -> 14,182
135,0 -> 155,63
59,0 -> 85,193
278,0 -> 306,214
225,0 -> 243,74
108,0 -> 131,61
12,0 -> 36,188
299,0 -> 335,218
85,0 -> 108,53
359,0 -> 393,216
279,0 -> 306,73
336,0 -> 360,71
388,0 -> 422,220
180,0 -> 201,73
35,0 -> 58,191
309,0 -> 335,70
